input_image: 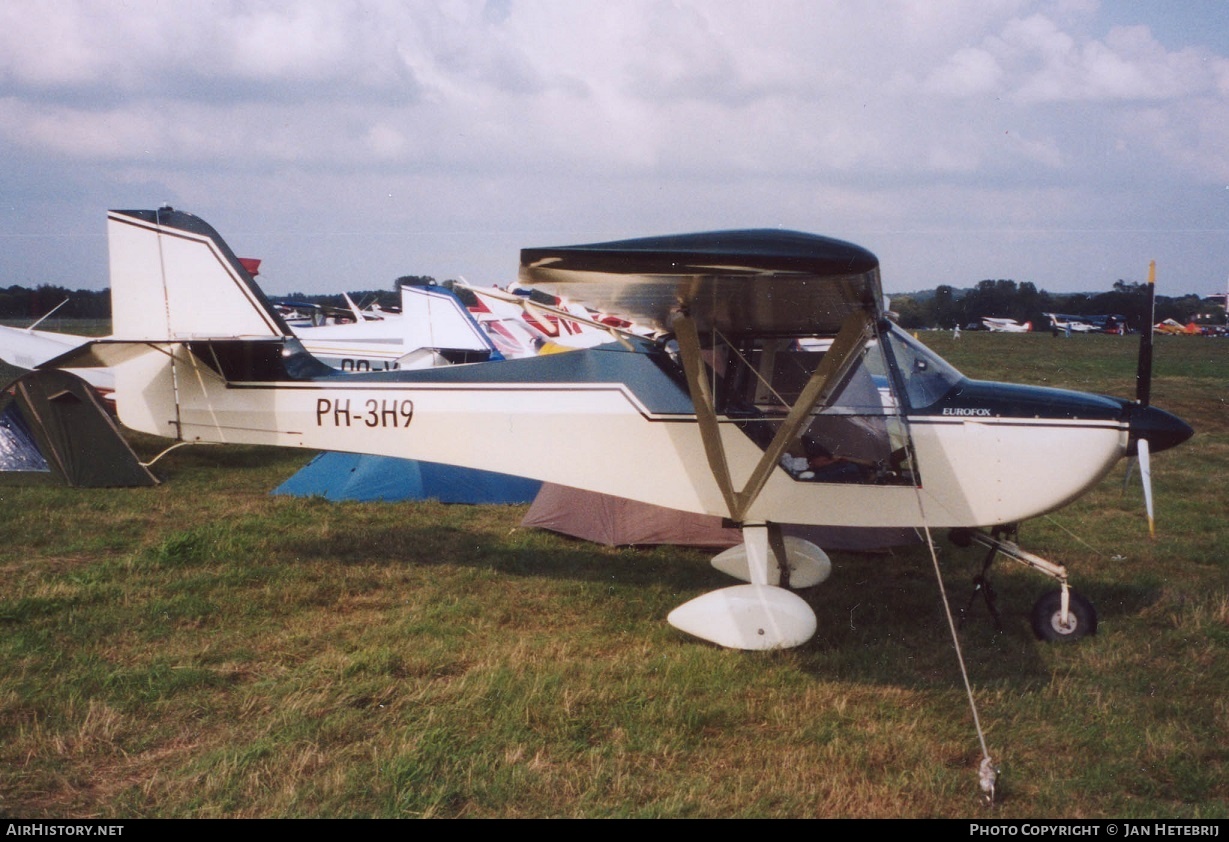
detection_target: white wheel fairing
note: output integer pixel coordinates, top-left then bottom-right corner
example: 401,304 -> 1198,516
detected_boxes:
667,585 -> 818,650
711,537 -> 832,588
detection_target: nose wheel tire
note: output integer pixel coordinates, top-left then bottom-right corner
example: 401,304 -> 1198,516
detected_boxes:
1031,590 -> 1097,642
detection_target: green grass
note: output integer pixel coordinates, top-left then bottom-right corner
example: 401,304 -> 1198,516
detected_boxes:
0,333 -> 1226,817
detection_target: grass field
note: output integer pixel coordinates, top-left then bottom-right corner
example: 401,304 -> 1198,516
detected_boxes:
1,332 -> 1226,818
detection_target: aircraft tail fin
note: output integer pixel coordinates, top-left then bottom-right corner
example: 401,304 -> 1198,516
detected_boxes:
99,209 -> 299,441
108,208 -> 292,341
400,283 -> 504,359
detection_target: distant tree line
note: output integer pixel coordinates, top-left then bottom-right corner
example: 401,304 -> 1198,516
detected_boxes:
276,288 -> 403,312
0,285 -> 111,320
0,277 -> 447,321
278,276 -> 445,312
891,279 -> 1222,331
3,277 -> 1220,331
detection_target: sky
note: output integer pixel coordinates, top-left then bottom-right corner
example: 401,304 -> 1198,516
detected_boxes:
2,0 -> 1227,299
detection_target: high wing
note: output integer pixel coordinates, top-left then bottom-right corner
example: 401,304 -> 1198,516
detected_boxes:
518,230 -> 883,337
520,230 -> 887,527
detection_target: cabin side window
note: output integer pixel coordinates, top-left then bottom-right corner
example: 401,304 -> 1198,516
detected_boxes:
713,335 -> 917,486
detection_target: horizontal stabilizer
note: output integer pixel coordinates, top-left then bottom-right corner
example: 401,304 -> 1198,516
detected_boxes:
41,338 -> 334,383
39,340 -> 172,370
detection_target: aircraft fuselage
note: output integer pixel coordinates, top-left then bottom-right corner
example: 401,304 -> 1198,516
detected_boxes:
112,334 -> 1188,531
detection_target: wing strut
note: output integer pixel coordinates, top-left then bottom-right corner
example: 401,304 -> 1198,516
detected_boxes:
672,309 -> 875,523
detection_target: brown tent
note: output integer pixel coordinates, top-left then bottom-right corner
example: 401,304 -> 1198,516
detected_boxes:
522,483 -> 920,551
0,370 -> 158,488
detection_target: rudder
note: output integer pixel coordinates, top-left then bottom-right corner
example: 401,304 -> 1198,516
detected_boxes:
108,208 -> 291,341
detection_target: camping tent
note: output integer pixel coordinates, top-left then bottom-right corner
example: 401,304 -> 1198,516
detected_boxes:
272,452 -> 542,504
522,482 -> 743,548
0,370 -> 158,487
521,482 -> 921,551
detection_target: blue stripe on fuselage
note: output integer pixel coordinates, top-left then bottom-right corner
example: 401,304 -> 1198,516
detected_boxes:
289,340 -> 697,416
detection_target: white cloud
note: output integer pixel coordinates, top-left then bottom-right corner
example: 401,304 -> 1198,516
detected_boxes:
925,48 -> 1005,97
1,1 -> 1227,294
364,123 -> 409,160
990,14 -> 1223,103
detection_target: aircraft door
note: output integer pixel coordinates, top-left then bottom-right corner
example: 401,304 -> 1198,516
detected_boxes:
717,333 -> 918,487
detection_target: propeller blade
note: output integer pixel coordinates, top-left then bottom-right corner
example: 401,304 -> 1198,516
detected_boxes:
1135,260 -> 1156,406
1133,261 -> 1161,536
1138,436 -> 1155,540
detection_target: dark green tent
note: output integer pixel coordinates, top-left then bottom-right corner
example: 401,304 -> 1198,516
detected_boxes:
0,370 -> 158,487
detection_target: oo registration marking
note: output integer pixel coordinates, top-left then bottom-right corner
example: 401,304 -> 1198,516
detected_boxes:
316,397 -> 413,429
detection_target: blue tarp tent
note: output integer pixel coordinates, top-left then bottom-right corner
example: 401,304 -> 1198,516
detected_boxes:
272,452 -> 542,504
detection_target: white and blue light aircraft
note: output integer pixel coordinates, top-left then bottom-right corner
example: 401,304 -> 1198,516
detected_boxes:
44,208 -> 1192,650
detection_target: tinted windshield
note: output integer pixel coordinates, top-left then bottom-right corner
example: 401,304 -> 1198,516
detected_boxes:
883,325 -> 965,409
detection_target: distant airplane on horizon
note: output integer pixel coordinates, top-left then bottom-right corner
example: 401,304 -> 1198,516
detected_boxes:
980,317 -> 1032,333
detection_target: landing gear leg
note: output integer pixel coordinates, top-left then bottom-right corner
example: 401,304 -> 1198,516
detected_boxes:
959,542 -> 1004,631
949,527 -> 1098,642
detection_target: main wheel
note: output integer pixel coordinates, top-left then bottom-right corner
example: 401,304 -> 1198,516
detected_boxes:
1030,590 -> 1097,642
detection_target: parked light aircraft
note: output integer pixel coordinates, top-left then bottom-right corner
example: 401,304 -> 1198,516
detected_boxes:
1153,318 -> 1202,336
981,317 -> 1033,333
0,281 -> 506,382
1045,314 -> 1127,334
43,208 -> 1194,650
0,323 -> 117,394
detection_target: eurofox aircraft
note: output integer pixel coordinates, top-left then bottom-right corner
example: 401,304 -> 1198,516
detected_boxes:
45,208 -> 1193,650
